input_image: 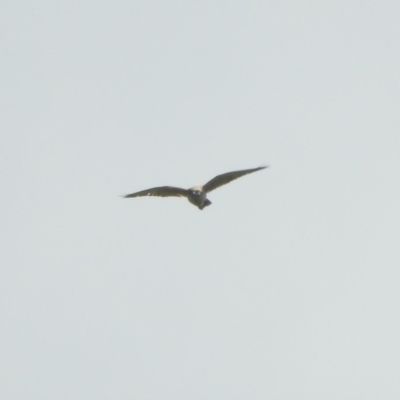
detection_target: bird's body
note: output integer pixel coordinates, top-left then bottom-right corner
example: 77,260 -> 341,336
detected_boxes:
186,186 -> 212,210
123,166 -> 268,210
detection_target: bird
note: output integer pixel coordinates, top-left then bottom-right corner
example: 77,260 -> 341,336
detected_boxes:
123,165 -> 268,210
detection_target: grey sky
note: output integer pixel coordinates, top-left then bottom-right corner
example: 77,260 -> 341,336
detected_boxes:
1,1 -> 400,399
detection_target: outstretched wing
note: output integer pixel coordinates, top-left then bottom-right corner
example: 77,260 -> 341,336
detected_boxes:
203,166 -> 268,193
124,186 -> 188,198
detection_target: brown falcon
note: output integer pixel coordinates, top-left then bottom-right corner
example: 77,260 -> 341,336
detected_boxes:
123,165 -> 268,210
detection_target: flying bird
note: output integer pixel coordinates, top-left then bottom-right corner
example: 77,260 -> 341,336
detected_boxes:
123,165 -> 268,210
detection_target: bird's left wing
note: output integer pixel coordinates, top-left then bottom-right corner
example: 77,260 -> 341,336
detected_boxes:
124,186 -> 188,198
203,166 -> 268,193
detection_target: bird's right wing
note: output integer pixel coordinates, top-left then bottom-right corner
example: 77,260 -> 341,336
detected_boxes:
203,166 -> 268,193
123,186 -> 188,198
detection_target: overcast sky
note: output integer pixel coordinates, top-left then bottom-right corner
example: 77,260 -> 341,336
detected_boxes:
2,1 -> 400,399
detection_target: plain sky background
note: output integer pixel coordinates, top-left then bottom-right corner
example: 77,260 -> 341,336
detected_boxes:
1,1 -> 400,399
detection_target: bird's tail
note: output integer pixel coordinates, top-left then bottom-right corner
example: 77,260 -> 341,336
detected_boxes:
199,199 -> 212,210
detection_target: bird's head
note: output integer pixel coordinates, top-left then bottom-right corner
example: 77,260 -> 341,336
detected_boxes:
188,187 -> 203,196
